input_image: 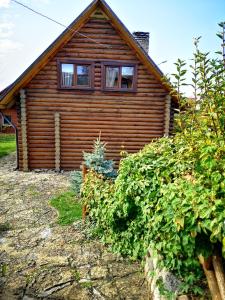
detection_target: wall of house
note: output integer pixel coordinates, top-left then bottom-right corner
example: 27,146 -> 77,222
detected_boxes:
0,107 -> 17,134
20,14 -> 168,170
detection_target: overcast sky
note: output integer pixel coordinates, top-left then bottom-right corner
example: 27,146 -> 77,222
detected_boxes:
0,0 -> 224,96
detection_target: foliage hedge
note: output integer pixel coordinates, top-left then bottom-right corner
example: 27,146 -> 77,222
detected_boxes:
82,33 -> 225,294
83,134 -> 224,293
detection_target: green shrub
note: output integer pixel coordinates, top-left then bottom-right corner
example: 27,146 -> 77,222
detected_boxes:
83,135 -> 224,293
82,170 -> 115,237
70,171 -> 82,197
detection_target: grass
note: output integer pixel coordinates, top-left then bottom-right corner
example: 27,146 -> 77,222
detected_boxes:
50,191 -> 82,225
0,134 -> 16,158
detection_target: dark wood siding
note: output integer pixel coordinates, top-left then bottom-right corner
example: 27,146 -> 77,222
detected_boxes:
24,16 -> 168,170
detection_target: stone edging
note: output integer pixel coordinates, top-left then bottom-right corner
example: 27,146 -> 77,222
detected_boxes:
144,248 -> 189,300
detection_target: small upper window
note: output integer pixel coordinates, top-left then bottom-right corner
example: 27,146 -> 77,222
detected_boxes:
103,63 -> 136,91
3,115 -> 12,125
59,61 -> 92,89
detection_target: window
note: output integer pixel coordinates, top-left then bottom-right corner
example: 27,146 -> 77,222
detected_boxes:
59,61 -> 93,89
61,64 -> 74,87
103,63 -> 136,91
3,115 -> 12,126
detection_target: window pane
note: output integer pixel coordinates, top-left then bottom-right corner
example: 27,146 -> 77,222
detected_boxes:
77,65 -> 89,75
121,66 -> 134,88
4,115 -> 11,125
106,67 -> 119,88
77,65 -> 90,86
122,67 -> 134,76
61,63 -> 74,87
77,75 -> 89,86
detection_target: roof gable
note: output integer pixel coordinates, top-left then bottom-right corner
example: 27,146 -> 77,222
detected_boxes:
0,0 -> 175,108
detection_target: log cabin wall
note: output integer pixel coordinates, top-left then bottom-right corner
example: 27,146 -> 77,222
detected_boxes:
23,13 -> 168,170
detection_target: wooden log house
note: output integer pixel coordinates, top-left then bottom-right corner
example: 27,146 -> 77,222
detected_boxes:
0,0 -> 177,171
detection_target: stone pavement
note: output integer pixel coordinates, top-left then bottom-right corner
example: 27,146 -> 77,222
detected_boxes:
0,153 -> 147,300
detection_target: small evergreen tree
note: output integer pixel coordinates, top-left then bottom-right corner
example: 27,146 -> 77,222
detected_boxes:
83,137 -> 116,178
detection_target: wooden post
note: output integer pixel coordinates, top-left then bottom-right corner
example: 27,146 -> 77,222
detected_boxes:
164,95 -> 171,137
20,89 -> 28,171
54,112 -> 60,172
82,163 -> 88,222
199,255 -> 222,300
212,253 -> 225,299
82,163 -> 87,179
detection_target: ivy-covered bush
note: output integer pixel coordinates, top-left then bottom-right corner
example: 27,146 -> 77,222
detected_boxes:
82,30 -> 225,295
84,134 -> 224,293
82,170 -> 115,234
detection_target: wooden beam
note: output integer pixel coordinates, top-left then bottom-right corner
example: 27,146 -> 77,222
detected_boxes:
164,95 -> 171,136
6,99 -> 16,109
199,255 -> 222,300
54,112 -> 61,172
20,89 -> 28,171
212,253 -> 225,299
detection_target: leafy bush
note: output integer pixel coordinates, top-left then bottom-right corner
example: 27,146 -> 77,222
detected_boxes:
82,170 -> 115,235
84,134 -> 224,293
82,32 -> 225,295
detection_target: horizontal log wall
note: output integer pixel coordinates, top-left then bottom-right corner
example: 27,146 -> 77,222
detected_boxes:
25,15 -> 168,170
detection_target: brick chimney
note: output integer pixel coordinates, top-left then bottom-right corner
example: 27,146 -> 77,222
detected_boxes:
133,32 -> 149,53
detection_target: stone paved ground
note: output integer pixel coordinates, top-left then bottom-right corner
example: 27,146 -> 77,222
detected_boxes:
0,153 -> 147,300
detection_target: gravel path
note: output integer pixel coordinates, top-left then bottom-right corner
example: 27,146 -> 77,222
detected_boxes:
0,153 -> 147,300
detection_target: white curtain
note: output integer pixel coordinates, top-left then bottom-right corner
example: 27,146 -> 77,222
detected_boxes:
62,72 -> 73,86
106,67 -> 118,87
